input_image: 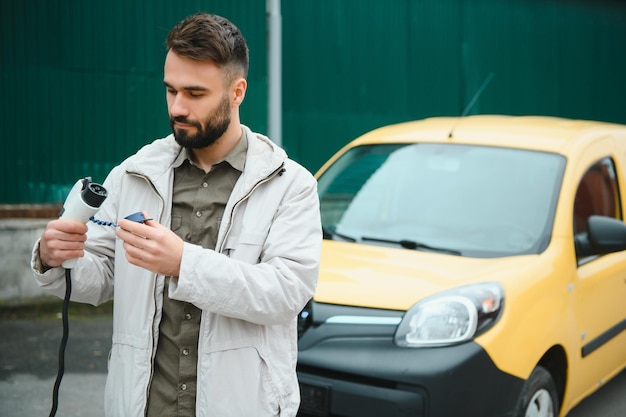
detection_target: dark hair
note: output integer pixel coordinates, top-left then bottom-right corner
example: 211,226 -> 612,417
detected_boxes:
166,13 -> 249,82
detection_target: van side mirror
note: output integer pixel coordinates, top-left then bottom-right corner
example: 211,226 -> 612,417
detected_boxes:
588,215 -> 626,255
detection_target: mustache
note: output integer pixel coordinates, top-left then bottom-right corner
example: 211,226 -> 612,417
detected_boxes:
170,116 -> 202,129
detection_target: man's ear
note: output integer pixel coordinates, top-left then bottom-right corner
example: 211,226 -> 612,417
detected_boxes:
232,77 -> 247,106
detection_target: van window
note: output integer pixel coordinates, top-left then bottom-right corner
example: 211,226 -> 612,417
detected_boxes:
573,158 -> 622,237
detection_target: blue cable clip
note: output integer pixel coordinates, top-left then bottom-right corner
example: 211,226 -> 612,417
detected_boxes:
90,212 -> 153,227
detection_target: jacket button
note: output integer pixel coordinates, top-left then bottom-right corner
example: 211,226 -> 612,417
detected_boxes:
182,348 -> 190,356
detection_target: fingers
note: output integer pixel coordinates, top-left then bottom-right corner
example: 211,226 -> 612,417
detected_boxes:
116,219 -> 154,243
39,219 -> 89,267
117,225 -> 160,272
48,218 -> 89,235
116,217 -> 159,262
115,214 -> 183,276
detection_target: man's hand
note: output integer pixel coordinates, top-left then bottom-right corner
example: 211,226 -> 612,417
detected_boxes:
116,213 -> 183,277
40,219 -> 88,268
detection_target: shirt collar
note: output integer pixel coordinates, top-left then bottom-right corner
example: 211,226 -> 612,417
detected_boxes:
172,132 -> 248,172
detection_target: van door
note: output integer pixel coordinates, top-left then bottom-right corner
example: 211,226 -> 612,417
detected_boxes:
574,155 -> 626,394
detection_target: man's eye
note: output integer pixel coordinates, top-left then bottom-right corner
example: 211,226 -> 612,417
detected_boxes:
166,89 -> 177,95
189,91 -> 204,98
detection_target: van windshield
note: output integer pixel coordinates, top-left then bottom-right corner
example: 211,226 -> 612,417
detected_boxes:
317,143 -> 565,258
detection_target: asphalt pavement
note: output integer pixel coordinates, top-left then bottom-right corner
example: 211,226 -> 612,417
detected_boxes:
1,302 -> 111,417
1,301 -> 625,417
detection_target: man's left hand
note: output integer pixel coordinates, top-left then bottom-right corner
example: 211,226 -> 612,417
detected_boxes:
116,212 -> 183,277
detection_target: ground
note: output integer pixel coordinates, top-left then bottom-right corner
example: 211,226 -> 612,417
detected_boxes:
0,301 -> 111,417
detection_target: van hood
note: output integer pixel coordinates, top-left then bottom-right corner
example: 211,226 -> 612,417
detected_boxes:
314,240 -> 536,311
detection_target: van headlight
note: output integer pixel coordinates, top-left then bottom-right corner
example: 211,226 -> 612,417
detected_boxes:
394,282 -> 504,347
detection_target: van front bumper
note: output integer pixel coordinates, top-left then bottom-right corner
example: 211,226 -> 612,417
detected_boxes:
296,303 -> 523,417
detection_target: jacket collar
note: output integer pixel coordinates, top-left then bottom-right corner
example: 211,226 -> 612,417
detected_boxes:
124,125 -> 287,196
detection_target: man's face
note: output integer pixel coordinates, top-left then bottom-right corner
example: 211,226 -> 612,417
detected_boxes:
163,51 -> 233,149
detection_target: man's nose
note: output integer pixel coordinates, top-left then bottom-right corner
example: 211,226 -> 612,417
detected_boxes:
169,94 -> 189,117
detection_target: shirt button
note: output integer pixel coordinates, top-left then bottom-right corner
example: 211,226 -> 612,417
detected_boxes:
182,348 -> 190,356
184,313 -> 192,320
195,210 -> 202,218
180,383 -> 187,391
202,182 -> 208,188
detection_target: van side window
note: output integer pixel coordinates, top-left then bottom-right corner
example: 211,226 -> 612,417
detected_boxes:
573,158 -> 622,238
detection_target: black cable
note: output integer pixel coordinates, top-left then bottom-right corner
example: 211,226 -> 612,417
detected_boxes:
49,268 -> 72,417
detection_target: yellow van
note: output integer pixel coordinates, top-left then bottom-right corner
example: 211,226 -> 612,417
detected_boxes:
297,115 -> 626,417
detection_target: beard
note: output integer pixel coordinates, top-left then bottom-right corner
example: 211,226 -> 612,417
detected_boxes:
170,95 -> 231,149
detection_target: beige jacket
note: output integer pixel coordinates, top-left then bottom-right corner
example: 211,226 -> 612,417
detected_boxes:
31,126 -> 322,416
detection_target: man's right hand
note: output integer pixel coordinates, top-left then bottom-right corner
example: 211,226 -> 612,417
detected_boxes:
39,219 -> 89,268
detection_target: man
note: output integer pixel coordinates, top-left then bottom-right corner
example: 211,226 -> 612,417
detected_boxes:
31,12 -> 321,417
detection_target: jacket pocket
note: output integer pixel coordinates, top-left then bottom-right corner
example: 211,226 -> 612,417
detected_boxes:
197,346 -> 282,417
222,231 -> 266,263
105,342 -> 152,416
170,214 -> 182,232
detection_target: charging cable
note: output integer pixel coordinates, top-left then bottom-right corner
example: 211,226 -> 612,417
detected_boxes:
49,269 -> 72,417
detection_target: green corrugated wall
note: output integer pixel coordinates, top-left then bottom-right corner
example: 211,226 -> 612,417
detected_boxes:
281,0 -> 626,170
2,0 -> 625,204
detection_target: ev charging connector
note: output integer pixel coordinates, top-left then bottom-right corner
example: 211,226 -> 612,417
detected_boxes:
59,177 -> 108,268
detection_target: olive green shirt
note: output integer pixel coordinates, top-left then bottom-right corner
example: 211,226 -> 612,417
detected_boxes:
147,135 -> 247,417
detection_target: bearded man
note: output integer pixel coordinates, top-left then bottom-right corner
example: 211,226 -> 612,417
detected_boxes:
31,12 -> 321,417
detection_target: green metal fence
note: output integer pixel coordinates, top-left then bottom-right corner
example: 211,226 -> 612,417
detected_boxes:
2,0 -> 625,204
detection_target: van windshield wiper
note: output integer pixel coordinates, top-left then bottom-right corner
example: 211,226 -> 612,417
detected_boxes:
322,227 -> 357,242
361,236 -> 462,255
323,229 -> 461,255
